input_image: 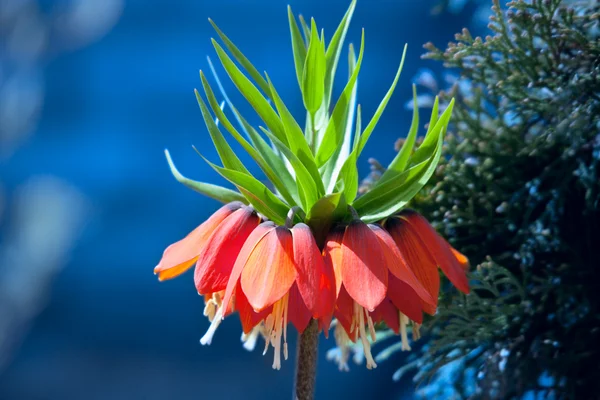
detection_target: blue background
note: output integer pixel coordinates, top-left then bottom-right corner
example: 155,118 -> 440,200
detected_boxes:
0,1 -> 474,398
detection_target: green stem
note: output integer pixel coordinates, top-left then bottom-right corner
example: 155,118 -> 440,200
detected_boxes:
293,319 -> 319,400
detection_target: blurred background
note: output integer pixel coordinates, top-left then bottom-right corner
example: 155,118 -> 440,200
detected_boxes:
0,0 -> 486,398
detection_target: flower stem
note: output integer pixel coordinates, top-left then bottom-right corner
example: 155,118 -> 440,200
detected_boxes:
293,319 -> 319,400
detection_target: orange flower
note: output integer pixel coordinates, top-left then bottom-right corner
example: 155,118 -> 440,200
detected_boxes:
324,220 -> 435,369
154,201 -> 252,281
215,222 -> 336,369
384,209 -> 470,313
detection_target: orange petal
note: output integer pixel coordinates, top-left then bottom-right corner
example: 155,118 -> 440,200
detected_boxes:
372,299 -> 400,334
194,206 -> 260,294
240,226 -> 297,312
450,245 -> 470,271
323,228 -> 344,297
154,202 -> 243,281
221,222 -> 275,313
288,284 -> 312,334
369,223 -> 435,307
334,286 -> 355,340
341,221 -> 387,311
292,223 -> 335,319
400,210 -> 470,294
235,282 -> 272,334
387,274 -> 424,324
385,216 -> 440,311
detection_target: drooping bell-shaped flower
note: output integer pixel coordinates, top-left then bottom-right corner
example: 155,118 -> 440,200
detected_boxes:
154,201 -> 246,281
384,209 -> 470,314
215,221 -> 335,369
324,219 -> 435,369
154,0 -> 462,380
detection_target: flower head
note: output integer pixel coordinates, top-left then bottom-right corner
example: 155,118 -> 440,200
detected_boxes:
155,0 -> 462,372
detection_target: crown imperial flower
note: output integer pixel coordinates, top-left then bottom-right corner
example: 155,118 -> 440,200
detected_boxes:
154,1 -> 468,396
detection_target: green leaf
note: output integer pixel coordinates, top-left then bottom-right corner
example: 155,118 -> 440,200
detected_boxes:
315,30 -> 365,167
199,72 -> 298,206
212,40 -> 288,146
200,155 -> 289,225
377,84 -> 419,183
287,6 -> 307,89
259,127 -> 319,211
298,15 -> 311,44
336,149 -> 358,202
356,44 -> 408,156
321,44 -> 359,193
354,100 -> 455,221
195,89 -> 249,174
164,149 -> 246,204
225,101 -> 302,206
355,129 -> 444,222
324,0 -> 357,105
301,18 -> 326,114
209,19 -> 270,95
427,96 -> 440,135
305,192 -> 347,247
265,74 -> 325,195
410,99 -> 454,166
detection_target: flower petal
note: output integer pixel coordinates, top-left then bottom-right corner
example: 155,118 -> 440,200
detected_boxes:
235,282 -> 272,334
292,223 -> 335,318
334,286 -> 356,340
450,245 -> 470,271
288,284 -> 313,333
372,299 -> 400,334
385,216 -> 440,314
341,221 -> 388,311
387,274 -> 424,323
221,222 -> 275,313
241,226 -> 297,312
400,210 -> 470,294
195,206 -> 260,294
369,223 -> 435,306
154,201 -> 243,281
323,228 -> 344,297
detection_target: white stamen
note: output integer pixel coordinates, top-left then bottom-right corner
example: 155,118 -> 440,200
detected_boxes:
241,327 -> 260,351
357,304 -> 377,369
399,312 -> 411,351
332,322 -> 351,371
412,323 -> 421,341
258,294 -> 290,369
366,309 -> 377,342
200,304 -> 223,345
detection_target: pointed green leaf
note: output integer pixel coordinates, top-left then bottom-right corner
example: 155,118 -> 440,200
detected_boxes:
409,99 -> 454,166
356,129 -> 444,223
324,0 -> 356,105
259,127 -> 319,211
199,71 -> 297,206
201,155 -> 289,225
315,30 -> 365,167
212,40 -> 288,146
356,44 -> 408,156
427,96 -> 440,135
378,84 -> 419,183
164,150 -> 246,204
208,19 -> 270,95
298,15 -> 311,44
195,89 -> 249,174
321,44 -> 358,193
226,102 -> 302,206
288,6 -> 307,89
265,74 -> 325,195
336,149 -> 358,202
302,18 -> 326,114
